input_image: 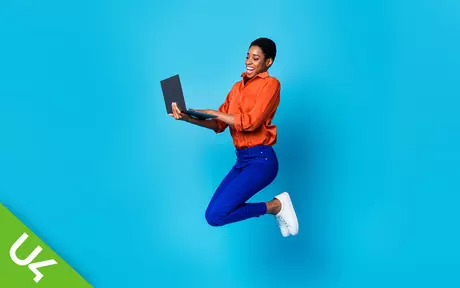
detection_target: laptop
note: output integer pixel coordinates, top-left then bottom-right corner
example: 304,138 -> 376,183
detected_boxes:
160,74 -> 217,120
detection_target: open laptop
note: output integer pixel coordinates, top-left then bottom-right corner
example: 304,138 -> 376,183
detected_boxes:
160,74 -> 217,120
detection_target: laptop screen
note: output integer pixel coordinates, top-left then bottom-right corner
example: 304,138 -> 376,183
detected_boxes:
160,74 -> 187,114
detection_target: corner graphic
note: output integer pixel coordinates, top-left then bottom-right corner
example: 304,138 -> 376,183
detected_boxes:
0,204 -> 92,287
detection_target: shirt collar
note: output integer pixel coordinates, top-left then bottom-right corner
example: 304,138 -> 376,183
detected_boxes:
241,71 -> 269,79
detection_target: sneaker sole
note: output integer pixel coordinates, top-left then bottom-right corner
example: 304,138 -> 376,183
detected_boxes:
280,192 -> 299,235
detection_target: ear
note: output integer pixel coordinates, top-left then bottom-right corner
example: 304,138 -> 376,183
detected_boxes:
265,58 -> 273,68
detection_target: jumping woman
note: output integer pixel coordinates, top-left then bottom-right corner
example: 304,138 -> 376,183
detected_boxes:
169,37 -> 299,237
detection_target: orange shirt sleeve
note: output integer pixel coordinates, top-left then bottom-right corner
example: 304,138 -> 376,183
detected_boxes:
214,89 -> 233,134
234,78 -> 280,132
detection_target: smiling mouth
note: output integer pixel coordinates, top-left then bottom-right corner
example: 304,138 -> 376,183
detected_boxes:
246,66 -> 255,73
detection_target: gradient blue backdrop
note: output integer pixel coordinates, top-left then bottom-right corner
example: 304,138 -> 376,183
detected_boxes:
1,0 -> 459,287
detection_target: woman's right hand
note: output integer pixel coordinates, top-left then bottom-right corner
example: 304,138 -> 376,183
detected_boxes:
169,102 -> 191,121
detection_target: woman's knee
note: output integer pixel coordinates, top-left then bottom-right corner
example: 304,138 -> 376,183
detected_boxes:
205,206 -> 226,227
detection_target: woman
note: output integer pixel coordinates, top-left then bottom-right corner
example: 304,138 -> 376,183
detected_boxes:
169,37 -> 298,237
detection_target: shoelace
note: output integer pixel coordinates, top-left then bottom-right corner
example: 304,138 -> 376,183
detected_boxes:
276,215 -> 290,228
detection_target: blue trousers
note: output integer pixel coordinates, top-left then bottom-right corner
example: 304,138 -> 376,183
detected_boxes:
205,145 -> 279,227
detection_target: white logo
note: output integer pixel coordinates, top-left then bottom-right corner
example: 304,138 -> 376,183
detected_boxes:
10,232 -> 58,283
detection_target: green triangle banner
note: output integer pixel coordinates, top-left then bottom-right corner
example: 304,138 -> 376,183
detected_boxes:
0,204 -> 92,288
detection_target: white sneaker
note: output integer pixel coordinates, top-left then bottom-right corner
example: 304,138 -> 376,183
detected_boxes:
274,192 -> 299,236
275,214 -> 291,237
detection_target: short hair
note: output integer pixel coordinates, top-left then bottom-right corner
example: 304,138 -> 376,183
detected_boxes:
250,37 -> 277,62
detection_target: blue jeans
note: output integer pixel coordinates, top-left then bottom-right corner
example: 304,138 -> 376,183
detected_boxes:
205,145 -> 279,226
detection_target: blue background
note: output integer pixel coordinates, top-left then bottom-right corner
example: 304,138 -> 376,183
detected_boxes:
1,0 -> 459,287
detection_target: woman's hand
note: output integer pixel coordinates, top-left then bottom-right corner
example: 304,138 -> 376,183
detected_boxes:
169,102 -> 191,121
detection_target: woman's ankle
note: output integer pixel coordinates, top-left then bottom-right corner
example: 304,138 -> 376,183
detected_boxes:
266,198 -> 281,215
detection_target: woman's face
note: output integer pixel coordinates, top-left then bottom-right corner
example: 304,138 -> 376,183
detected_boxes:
245,45 -> 272,79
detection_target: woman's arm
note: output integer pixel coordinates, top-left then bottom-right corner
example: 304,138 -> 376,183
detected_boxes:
197,79 -> 281,132
184,116 -> 220,131
170,103 -> 219,131
208,110 -> 235,127
191,109 -> 235,128
219,79 -> 281,132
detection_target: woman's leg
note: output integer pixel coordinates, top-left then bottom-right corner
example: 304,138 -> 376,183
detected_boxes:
205,161 -> 278,226
205,166 -> 241,226
207,166 -> 240,206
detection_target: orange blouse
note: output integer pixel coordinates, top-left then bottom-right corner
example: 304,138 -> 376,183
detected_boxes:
215,71 -> 281,149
